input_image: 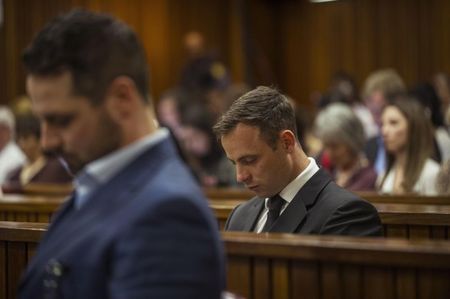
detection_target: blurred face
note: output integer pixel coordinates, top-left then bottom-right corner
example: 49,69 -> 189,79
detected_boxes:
0,125 -> 10,150
381,106 -> 408,154
323,141 -> 354,170
365,90 -> 387,127
157,97 -> 179,130
27,71 -> 120,175
221,123 -> 291,198
180,126 -> 211,157
17,134 -> 41,162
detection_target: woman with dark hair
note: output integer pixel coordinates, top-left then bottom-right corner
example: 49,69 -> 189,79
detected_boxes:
378,96 -> 440,195
410,82 -> 450,162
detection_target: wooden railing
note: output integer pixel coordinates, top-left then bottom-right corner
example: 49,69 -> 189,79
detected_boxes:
1,222 -> 449,299
1,194 -> 450,240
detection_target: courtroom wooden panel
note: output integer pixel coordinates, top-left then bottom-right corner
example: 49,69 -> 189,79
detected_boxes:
1,222 -> 450,299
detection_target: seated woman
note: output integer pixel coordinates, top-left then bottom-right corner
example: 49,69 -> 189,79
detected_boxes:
378,95 -> 440,195
315,103 -> 377,191
2,112 -> 73,193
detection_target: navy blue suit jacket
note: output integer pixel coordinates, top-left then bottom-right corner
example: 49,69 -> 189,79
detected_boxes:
19,137 -> 225,299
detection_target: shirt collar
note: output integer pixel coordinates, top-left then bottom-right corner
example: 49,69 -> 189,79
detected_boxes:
75,128 -> 169,188
265,157 -> 319,207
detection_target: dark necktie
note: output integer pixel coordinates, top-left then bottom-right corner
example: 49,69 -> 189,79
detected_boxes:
262,194 -> 285,232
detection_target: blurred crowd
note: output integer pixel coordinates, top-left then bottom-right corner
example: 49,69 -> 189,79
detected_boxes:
0,32 -> 449,195
156,56 -> 450,195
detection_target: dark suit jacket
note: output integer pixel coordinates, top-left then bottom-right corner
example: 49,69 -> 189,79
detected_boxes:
19,138 -> 225,299
225,169 -> 382,236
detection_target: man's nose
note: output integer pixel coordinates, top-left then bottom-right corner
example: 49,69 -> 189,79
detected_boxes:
236,165 -> 250,183
40,123 -> 62,153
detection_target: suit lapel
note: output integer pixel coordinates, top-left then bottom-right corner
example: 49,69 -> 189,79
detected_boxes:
20,138 -> 178,288
269,168 -> 332,233
242,198 -> 265,232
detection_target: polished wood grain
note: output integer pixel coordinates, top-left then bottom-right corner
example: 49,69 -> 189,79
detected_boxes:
1,222 -> 450,299
205,188 -> 450,205
223,231 -> 450,299
2,0 -> 450,107
1,193 -> 450,240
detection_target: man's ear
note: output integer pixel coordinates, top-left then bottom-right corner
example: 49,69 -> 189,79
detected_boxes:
104,76 -> 139,123
279,130 -> 296,153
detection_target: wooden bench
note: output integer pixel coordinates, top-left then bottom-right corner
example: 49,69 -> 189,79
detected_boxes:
1,222 -> 449,299
223,231 -> 450,299
0,194 -> 65,222
0,221 -> 45,299
2,183 -> 73,197
1,194 -> 450,240
205,188 -> 450,205
210,201 -> 450,240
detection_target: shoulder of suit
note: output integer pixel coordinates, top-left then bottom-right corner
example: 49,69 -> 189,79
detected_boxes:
319,181 -> 364,205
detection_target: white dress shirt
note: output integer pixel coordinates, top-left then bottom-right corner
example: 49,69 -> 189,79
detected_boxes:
74,128 -> 169,209
378,158 -> 440,196
254,157 -> 320,233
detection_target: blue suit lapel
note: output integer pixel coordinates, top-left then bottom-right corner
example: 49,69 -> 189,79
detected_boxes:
20,138 -> 178,288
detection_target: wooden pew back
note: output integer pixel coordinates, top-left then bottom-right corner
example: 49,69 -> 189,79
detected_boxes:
224,231 -> 450,299
1,222 -> 449,299
0,195 -> 64,223
210,201 -> 450,240
0,222 -> 45,299
205,188 -> 450,205
1,193 -> 450,240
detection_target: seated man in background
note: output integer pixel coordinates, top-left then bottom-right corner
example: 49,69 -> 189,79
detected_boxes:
2,109 -> 73,193
213,86 -> 382,236
19,9 -> 224,299
0,106 -> 26,184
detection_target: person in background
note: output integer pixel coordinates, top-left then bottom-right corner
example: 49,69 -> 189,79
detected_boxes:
410,82 -> 450,163
432,72 -> 450,129
315,103 -> 377,192
179,103 -> 235,187
436,159 -> 450,194
19,9 -> 224,299
362,69 -> 406,175
319,71 -> 378,139
378,95 -> 440,195
214,86 -> 382,236
2,110 -> 73,193
0,106 -> 26,184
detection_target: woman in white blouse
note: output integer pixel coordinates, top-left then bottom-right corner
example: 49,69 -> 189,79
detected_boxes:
378,95 -> 440,195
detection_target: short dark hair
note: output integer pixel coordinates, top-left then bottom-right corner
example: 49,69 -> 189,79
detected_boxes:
23,9 -> 150,105
213,86 -> 297,149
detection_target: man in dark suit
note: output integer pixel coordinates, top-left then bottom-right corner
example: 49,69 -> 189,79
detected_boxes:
213,86 -> 382,236
19,10 -> 224,299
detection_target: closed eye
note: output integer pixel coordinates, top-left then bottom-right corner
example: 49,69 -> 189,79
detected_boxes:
43,114 -> 75,128
238,156 -> 257,166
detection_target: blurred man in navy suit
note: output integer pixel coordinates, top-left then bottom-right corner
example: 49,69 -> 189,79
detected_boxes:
19,9 -> 224,299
